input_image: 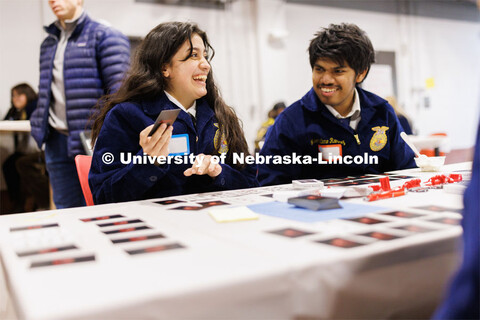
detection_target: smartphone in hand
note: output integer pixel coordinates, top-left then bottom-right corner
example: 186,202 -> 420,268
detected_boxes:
148,109 -> 181,136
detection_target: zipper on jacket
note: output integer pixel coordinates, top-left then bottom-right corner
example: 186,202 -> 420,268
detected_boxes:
353,133 -> 361,145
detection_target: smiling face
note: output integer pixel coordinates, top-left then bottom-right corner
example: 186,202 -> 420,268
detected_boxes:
48,0 -> 82,22
312,58 -> 367,116
163,34 -> 211,109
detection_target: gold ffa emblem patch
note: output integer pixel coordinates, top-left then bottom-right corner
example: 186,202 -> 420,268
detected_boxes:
214,123 -> 229,154
370,126 -> 389,151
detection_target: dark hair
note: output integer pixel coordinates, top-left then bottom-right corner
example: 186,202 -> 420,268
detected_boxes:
91,22 -> 249,165
269,102 -> 286,119
11,83 -> 37,108
308,23 -> 375,82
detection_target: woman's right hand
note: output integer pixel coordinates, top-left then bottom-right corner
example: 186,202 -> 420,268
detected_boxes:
139,123 -> 173,158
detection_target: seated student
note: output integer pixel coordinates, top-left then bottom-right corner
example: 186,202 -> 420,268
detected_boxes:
2,83 -> 38,212
385,96 -> 413,135
254,102 -> 286,152
89,22 -> 257,204
258,23 -> 415,186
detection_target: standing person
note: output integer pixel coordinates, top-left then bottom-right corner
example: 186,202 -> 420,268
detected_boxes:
30,0 -> 130,208
89,22 -> 258,204
258,23 -> 415,186
2,83 -> 38,212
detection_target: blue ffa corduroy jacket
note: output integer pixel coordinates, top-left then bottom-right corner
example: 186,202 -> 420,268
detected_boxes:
433,122 -> 479,320
258,87 -> 416,185
30,14 -> 130,157
89,93 -> 258,204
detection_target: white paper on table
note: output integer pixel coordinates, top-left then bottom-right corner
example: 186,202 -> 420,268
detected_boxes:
208,206 -> 259,223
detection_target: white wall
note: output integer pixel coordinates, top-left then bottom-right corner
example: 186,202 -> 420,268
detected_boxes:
1,0 -> 479,150
0,0 -> 43,116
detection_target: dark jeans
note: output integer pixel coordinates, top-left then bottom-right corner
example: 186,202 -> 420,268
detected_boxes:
2,152 -> 24,205
15,152 -> 50,210
45,130 -> 85,209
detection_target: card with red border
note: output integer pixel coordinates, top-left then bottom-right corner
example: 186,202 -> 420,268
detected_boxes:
316,238 -> 365,248
97,219 -> 143,227
103,225 -> 151,235
345,217 -> 387,224
428,218 -> 461,225
112,233 -> 165,244
155,199 -> 184,205
394,225 -> 434,233
80,214 -> 124,222
10,223 -> 59,232
359,231 -> 401,241
389,175 -> 415,179
382,211 -> 422,218
414,205 -> 462,213
198,200 -> 230,208
288,196 -> 341,211
169,205 -> 203,211
30,255 -> 95,268
17,245 -> 78,257
268,228 -> 315,238
126,243 -> 185,255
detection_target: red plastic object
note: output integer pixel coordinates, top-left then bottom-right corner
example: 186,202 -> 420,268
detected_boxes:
74,155 -> 95,206
366,188 -> 406,202
402,179 -> 421,189
448,174 -> 462,182
379,176 -> 391,191
425,174 -> 463,186
426,175 -> 447,186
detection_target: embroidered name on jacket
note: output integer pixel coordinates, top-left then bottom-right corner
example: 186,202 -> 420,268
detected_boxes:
370,126 -> 389,151
311,138 -> 346,146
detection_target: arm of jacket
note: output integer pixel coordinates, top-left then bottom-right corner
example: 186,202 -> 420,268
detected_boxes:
96,27 -> 130,93
88,105 -> 171,204
433,124 -> 480,320
257,112 -> 303,186
386,106 -> 417,170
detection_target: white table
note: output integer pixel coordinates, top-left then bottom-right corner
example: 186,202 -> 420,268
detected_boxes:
0,163 -> 470,320
0,120 -> 31,133
0,120 -> 32,190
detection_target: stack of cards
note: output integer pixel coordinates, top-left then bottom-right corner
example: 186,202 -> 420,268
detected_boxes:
288,195 -> 342,211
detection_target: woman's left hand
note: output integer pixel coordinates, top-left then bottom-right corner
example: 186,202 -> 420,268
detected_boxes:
184,153 -> 222,178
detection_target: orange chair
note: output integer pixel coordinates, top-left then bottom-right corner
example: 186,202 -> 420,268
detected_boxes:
74,155 -> 95,206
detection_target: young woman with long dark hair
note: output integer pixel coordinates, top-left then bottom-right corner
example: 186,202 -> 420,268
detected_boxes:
89,22 -> 257,204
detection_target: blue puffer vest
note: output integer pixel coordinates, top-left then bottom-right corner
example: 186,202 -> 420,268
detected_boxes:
30,14 -> 130,157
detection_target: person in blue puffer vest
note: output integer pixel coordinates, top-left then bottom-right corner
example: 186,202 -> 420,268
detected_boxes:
30,0 -> 130,208
258,23 -> 415,186
88,22 -> 258,204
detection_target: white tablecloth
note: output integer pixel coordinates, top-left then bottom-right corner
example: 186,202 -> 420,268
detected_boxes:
0,163 -> 470,320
